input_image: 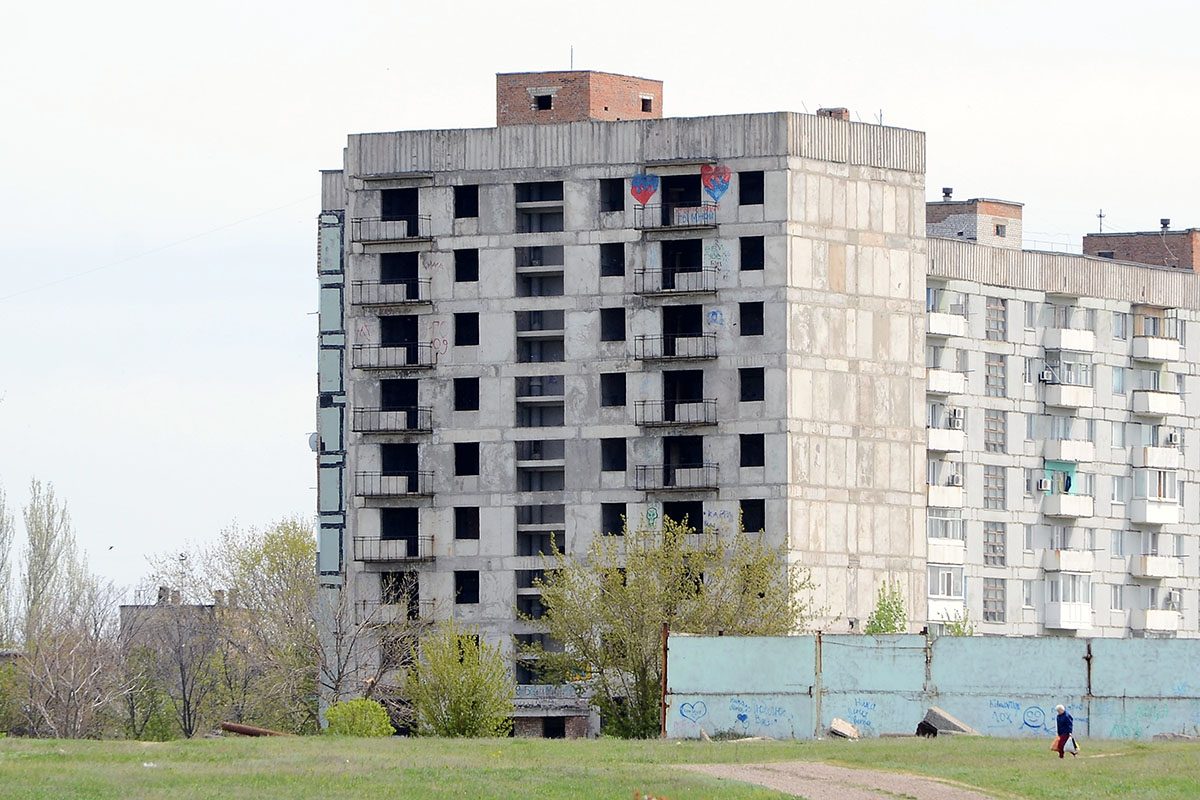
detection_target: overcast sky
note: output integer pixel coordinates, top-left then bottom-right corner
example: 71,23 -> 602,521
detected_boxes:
2,0 -> 1197,591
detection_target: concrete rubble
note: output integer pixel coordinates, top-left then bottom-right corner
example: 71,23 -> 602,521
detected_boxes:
829,718 -> 860,739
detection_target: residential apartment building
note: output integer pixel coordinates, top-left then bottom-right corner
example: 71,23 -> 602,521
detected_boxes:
925,199 -> 1200,638
315,71 -> 929,732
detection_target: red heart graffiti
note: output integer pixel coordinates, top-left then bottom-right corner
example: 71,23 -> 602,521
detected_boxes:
700,164 -> 731,202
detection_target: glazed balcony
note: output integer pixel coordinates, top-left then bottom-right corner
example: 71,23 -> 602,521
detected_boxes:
926,369 -> 966,396
927,484 -> 964,508
1043,601 -> 1092,631
926,427 -> 965,453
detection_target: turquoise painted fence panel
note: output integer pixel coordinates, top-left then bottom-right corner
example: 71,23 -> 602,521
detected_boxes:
667,635 -> 814,694
1089,639 -> 1200,739
665,692 -> 813,740
820,634 -> 928,736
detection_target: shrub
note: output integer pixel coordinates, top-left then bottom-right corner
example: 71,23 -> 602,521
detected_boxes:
325,698 -> 394,737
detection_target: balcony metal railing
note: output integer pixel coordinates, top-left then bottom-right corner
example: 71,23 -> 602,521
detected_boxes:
356,598 -> 435,624
351,279 -> 431,306
634,333 -> 717,360
633,202 -> 718,229
355,471 -> 434,497
634,463 -> 719,491
350,215 -> 431,241
352,343 -> 435,369
352,406 -> 433,433
353,535 -> 434,562
633,267 -> 717,294
634,399 -> 717,426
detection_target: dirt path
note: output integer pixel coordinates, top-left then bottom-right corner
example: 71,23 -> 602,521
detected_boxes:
682,761 -> 1000,800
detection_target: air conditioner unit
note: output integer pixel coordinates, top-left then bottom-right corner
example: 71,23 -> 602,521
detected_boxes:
949,407 -> 965,419
1036,478 -> 1052,492
946,474 -> 964,487
1039,369 -> 1055,382
948,417 -> 964,430
1166,431 -> 1181,446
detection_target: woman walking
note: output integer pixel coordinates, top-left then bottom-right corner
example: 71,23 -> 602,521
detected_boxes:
1051,704 -> 1075,758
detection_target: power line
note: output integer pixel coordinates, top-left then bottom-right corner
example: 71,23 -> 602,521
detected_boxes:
0,193 -> 318,303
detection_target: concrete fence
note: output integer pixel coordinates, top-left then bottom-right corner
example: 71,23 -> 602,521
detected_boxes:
664,634 -> 1200,741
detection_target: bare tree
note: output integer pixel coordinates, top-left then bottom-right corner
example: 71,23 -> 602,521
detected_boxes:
21,480 -> 75,644
0,485 -> 15,644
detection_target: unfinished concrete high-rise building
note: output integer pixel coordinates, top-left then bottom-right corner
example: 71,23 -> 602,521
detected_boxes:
314,70 -> 929,734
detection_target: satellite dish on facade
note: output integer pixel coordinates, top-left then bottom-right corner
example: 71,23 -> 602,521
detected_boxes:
308,432 -> 319,452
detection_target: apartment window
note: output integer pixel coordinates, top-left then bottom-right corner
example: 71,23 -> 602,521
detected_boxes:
1113,421 -> 1126,448
455,507 -> 480,540
1023,580 -> 1035,608
1110,584 -> 1124,611
1111,476 -> 1128,505
740,236 -> 765,271
454,185 -> 479,218
455,313 -> 479,346
741,499 -> 766,533
600,438 -> 626,472
928,565 -> 964,599
599,307 -> 626,342
740,302 -> 764,336
455,570 -> 480,604
1026,413 -> 1035,441
454,442 -> 480,476
1098,250 -> 1115,259
985,297 -> 1007,340
1024,523 -> 1034,551
454,249 -> 479,282
1047,350 -> 1093,387
740,368 -> 765,402
983,578 -> 1006,622
599,178 -> 625,213
454,377 -> 479,411
1135,469 -> 1178,501
600,373 -> 626,406
984,409 -> 1006,453
739,171 -> 764,205
1024,468 -> 1035,497
983,465 -> 1005,509
601,502 -> 625,536
1025,301 -> 1037,330
1024,357 -> 1036,385
641,97 -> 653,113
1112,366 -> 1126,394
1111,530 -> 1125,557
927,507 -> 964,540
984,353 -> 1006,397
1113,311 -> 1128,340
535,94 -> 552,111
983,522 -> 1007,566
740,434 -> 765,467
600,243 -> 625,277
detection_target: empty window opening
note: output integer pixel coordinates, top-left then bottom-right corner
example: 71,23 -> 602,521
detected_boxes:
600,372 -> 626,406
600,178 -> 624,213
515,245 -> 565,268
455,506 -> 480,540
515,181 -> 564,203
381,571 -> 420,619
663,435 -> 704,484
517,529 -> 565,556
659,174 -> 702,225
381,188 -> 419,227
380,507 -> 419,556
516,274 -> 564,297
455,570 -> 480,604
535,94 -> 552,111
740,368 -> 765,402
516,404 -> 565,427
640,97 -> 653,113
515,439 -> 565,461
517,338 -> 565,363
740,302 -> 764,335
995,223 -> 1007,237
600,243 -> 625,277
379,315 -> 419,363
455,442 -> 480,476
517,467 -> 565,491
381,379 -> 417,410
661,238 -> 703,288
601,438 -> 626,471
663,369 -> 704,422
516,210 -> 564,233
381,443 -> 419,483
455,312 -> 479,346
740,433 -> 765,467
517,594 -> 547,619
663,304 -> 703,339
454,377 -> 479,411
600,307 -> 625,342
601,503 -> 626,536
454,185 -> 479,218
1098,251 -> 1115,259
543,716 -> 566,738
515,375 -> 564,399
379,252 -> 419,299
662,500 -> 703,530
740,236 -> 765,270
454,249 -> 479,282
739,171 -> 764,205
741,499 -> 766,533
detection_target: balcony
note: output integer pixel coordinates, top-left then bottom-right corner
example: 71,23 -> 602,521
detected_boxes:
926,427 -> 965,452
356,599 -> 435,625
353,535 -> 434,562
1043,601 -> 1092,631
634,399 -> 717,427
1132,390 -> 1183,417
634,334 -> 717,361
352,344 -> 436,370
1132,335 -> 1181,362
1044,383 -> 1095,409
351,279 -> 431,306
633,202 -> 717,230
926,312 -> 967,338
1129,498 -> 1180,526
634,463 -> 719,491
926,369 -> 966,395
1043,439 -> 1095,463
355,471 -> 434,497
350,216 -> 432,242
928,597 -> 967,625
1131,554 -> 1181,580
633,267 -> 717,295
1130,608 -> 1180,633
1132,446 -> 1180,469
927,484 -> 964,508
928,538 -> 966,565
1043,493 -> 1094,518
352,407 -> 433,434
1042,549 -> 1095,573
1043,328 -> 1095,352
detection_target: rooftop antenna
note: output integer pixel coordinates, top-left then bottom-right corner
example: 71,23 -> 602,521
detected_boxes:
570,45 -> 573,70
1097,208 -> 1105,233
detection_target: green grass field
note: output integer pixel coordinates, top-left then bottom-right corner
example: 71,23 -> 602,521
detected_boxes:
0,735 -> 1196,799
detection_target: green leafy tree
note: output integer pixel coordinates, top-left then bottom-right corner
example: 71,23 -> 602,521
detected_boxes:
324,698 -> 393,736
863,580 -> 907,634
402,619 -> 514,737
529,514 -> 815,738
941,608 -> 976,637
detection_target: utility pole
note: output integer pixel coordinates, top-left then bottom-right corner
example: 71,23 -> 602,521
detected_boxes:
1097,208 -> 1105,233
